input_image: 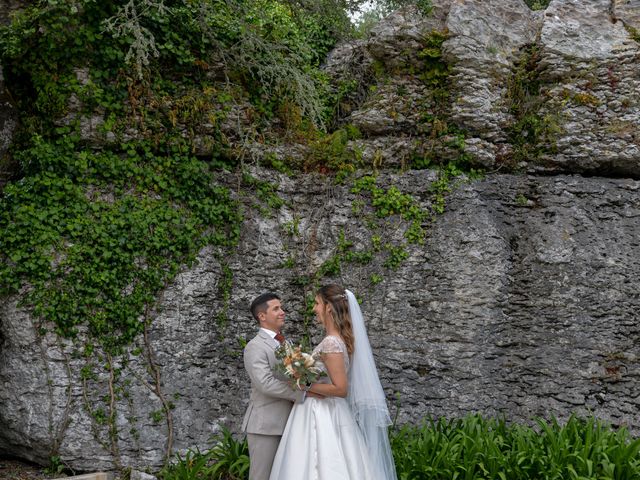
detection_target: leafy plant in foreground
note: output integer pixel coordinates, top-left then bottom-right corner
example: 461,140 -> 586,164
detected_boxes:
390,414 -> 640,480
159,428 -> 249,480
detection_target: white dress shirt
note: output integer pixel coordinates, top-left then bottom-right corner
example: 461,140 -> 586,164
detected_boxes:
260,327 -> 280,348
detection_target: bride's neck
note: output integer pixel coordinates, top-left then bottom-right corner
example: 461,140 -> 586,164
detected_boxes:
325,324 -> 340,337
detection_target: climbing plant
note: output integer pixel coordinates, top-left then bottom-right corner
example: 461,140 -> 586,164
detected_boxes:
0,0 -> 358,465
0,0 -> 484,469
506,44 -> 561,166
524,0 -> 551,10
0,135 -> 241,351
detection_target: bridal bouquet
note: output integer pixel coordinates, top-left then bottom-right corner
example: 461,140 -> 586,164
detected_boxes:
274,341 -> 325,390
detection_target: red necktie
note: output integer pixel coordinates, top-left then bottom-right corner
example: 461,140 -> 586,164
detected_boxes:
274,332 -> 285,344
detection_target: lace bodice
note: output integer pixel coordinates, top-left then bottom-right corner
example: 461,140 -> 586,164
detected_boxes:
312,335 -> 350,374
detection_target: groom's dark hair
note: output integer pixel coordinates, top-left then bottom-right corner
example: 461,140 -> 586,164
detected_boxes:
250,292 -> 280,322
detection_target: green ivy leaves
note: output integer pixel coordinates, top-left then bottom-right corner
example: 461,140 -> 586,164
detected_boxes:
0,137 -> 241,352
352,175 -> 428,245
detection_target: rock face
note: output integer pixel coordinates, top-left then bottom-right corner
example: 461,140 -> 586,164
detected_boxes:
536,0 -> 640,175
29,0 -> 640,175
2,170 -> 640,471
443,0 -> 541,163
327,0 -> 640,174
1,0 -> 640,473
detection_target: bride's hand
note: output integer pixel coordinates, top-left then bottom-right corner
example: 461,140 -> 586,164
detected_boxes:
303,383 -> 325,398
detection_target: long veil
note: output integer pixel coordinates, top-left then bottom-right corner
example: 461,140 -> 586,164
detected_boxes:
346,290 -> 398,480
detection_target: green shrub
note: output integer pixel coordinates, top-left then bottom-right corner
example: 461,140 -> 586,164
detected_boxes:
391,414 -> 640,480
159,428 -> 249,480
524,0 -> 551,10
159,415 -> 640,480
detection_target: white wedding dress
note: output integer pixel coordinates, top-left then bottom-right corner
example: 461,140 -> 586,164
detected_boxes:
269,335 -> 381,480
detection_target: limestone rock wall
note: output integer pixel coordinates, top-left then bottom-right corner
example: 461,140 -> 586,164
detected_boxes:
536,0 -> 640,175
1,170 -> 639,471
20,0 -> 639,176
328,0 -> 640,174
1,0 -> 640,473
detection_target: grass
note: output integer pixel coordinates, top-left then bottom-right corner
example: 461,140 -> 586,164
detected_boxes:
159,415 -> 640,480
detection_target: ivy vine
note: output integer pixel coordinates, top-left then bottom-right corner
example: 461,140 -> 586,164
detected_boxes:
0,135 -> 241,353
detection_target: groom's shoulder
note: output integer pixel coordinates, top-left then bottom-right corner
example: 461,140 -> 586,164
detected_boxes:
243,335 -> 269,361
244,332 -> 265,351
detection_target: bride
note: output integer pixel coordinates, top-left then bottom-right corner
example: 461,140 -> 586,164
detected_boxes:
269,284 -> 397,480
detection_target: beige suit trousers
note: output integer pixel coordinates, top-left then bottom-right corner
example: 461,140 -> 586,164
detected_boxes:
247,433 -> 281,480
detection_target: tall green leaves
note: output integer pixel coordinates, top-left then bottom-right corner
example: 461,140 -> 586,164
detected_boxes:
159,427 -> 249,480
390,415 -> 640,480
159,415 -> 639,480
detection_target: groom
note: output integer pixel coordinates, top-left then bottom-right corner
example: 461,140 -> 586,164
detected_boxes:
242,292 -> 304,480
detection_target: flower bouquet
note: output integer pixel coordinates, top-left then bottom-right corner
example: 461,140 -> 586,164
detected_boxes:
274,341 -> 325,390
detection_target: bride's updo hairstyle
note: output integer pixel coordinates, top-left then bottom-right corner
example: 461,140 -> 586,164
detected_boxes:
317,284 -> 355,355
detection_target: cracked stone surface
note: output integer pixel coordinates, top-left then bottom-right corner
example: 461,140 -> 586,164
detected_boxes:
1,0 -> 640,473
2,171 -> 639,471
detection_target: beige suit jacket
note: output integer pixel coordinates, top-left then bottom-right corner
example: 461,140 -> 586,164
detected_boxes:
242,329 -> 303,435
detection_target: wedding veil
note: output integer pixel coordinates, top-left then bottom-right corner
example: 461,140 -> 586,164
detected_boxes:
346,289 -> 398,480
